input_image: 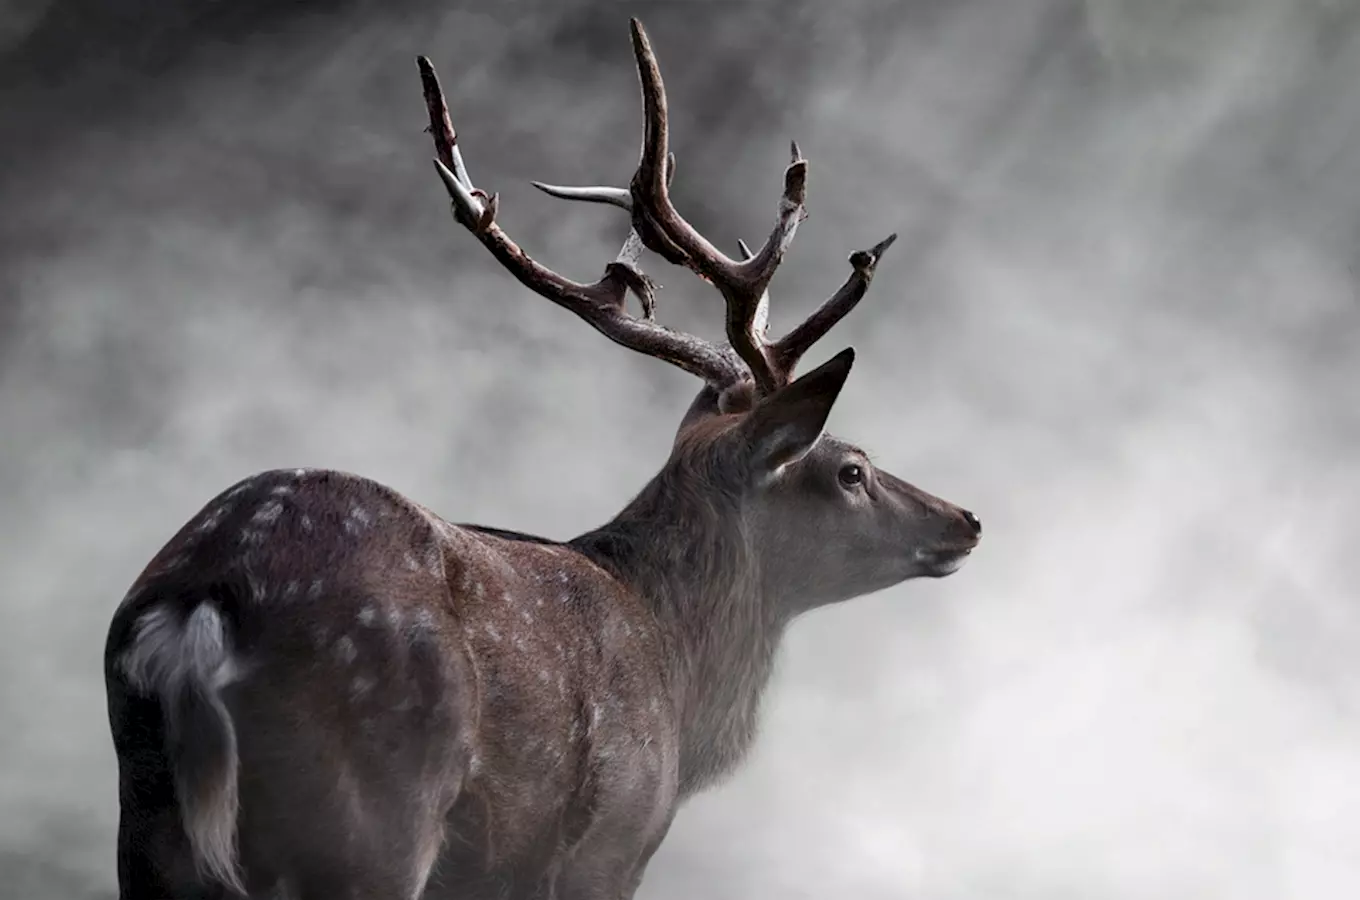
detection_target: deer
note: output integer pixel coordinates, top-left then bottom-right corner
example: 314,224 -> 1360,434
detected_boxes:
102,17 -> 981,900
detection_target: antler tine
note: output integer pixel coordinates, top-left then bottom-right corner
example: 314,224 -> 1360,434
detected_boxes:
627,18 -> 807,396
732,233 -> 898,387
417,56 -> 745,388
735,238 -> 771,346
769,232 -> 898,382
531,182 -> 633,210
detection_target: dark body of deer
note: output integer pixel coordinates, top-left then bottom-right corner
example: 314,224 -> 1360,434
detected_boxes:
105,18 -> 981,900
108,468 -> 683,899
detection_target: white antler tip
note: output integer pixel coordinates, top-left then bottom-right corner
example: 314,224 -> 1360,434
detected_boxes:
434,158 -> 484,219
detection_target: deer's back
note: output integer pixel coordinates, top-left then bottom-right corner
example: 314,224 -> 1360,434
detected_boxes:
107,467 -> 680,890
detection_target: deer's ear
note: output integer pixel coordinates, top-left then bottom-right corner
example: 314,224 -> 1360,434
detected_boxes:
743,348 -> 855,474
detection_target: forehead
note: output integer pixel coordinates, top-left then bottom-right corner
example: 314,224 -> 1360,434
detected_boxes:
816,435 -> 869,459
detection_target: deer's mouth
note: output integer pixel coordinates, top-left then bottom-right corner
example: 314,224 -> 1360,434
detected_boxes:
916,545 -> 973,577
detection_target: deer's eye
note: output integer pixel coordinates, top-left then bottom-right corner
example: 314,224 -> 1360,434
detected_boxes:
837,463 -> 865,489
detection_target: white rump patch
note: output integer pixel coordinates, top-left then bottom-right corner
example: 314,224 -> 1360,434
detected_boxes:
122,604 -> 240,693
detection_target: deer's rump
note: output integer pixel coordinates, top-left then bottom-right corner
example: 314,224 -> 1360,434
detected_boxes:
104,467 -> 680,897
105,469 -> 481,894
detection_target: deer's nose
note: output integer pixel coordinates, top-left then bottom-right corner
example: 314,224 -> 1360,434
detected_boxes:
961,510 -> 982,536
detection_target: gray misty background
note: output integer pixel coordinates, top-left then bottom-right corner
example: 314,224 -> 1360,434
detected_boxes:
2,0 -> 1358,897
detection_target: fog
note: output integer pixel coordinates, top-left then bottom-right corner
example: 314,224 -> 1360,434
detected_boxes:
2,0 -> 1358,897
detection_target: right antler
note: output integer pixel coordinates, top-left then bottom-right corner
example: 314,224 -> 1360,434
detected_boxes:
418,18 -> 896,403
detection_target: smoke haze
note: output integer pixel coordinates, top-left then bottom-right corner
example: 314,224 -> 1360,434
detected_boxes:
2,0 -> 1358,897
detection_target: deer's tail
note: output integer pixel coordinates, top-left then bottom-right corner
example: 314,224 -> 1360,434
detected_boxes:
120,592 -> 246,895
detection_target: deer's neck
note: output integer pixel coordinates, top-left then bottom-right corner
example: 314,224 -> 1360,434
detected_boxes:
571,472 -> 782,796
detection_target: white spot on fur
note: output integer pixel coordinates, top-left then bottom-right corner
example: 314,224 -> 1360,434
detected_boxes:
538,669 -> 551,684
513,635 -> 527,652
194,504 -> 231,534
251,500 -> 284,525
403,552 -> 420,571
351,675 -> 376,699
294,468 -> 307,478
556,572 -> 569,584
224,480 -> 253,499
300,515 -> 313,533
246,569 -> 266,604
269,483 -> 294,496
409,608 -> 436,635
237,529 -> 266,547
358,606 -> 376,627
308,578 -> 324,599
520,610 -> 532,624
485,623 -> 502,643
473,582 -> 485,600
283,580 -> 299,600
334,636 -> 357,666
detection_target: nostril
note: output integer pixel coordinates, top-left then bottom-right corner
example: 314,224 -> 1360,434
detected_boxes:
962,509 -> 982,535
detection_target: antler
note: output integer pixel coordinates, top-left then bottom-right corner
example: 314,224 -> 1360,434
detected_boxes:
418,17 -> 895,401
417,57 -> 746,388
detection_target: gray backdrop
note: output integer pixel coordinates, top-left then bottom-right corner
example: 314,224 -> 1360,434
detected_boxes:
2,0 -> 1358,897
